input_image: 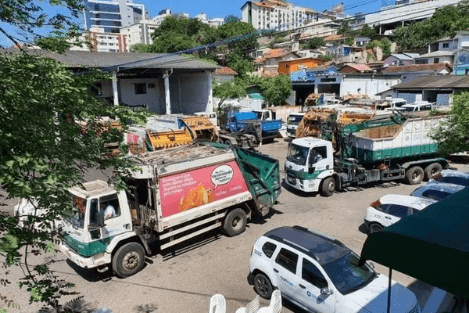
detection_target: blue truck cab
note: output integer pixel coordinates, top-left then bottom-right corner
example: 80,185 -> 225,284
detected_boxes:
226,111 -> 282,140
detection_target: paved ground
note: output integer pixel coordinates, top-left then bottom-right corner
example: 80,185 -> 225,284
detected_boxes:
1,139 -> 468,313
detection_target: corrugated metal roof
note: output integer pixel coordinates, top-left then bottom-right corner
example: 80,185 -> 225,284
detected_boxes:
342,63 -> 372,72
392,75 -> 469,90
390,54 -> 414,61
22,50 -> 219,70
415,50 -> 456,58
383,63 -> 452,74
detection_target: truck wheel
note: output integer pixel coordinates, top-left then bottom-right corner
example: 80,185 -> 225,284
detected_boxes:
369,223 -> 384,234
424,163 -> 443,181
254,272 -> 274,299
222,208 -> 247,237
405,166 -> 424,185
112,242 -> 145,278
320,177 -> 335,197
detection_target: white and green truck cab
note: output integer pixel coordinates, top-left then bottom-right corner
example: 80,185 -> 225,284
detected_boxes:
285,138 -> 335,195
60,143 -> 280,277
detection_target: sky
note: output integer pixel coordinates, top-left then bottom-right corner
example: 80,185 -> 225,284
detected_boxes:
0,0 -> 386,47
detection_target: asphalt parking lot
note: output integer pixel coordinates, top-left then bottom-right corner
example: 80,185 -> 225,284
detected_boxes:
2,139 -> 468,313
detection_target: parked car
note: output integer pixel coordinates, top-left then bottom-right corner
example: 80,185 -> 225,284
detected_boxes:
410,182 -> 465,201
248,226 -> 420,313
429,169 -> 469,187
401,101 -> 433,112
364,194 -> 437,233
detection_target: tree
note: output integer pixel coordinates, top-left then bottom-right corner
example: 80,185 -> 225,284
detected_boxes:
224,15 -> 240,24
226,52 -> 254,77
430,92 -> 469,154
260,75 -> 292,106
304,37 -> 325,49
393,0 -> 469,49
213,79 -> 247,109
359,25 -> 377,39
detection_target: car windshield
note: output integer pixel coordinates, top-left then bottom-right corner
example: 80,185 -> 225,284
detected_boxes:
322,251 -> 376,295
434,176 -> 469,186
287,144 -> 309,166
65,195 -> 86,229
288,115 -> 303,124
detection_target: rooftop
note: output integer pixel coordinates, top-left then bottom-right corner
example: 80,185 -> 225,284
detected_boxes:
416,50 -> 456,58
17,50 -> 219,70
264,226 -> 350,265
341,63 -> 372,72
383,63 -> 452,74
391,75 -> 469,90
215,66 -> 238,76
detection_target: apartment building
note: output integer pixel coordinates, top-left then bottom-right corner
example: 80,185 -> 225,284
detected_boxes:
121,19 -> 159,51
241,0 -> 319,31
195,13 -> 224,27
84,0 -> 148,33
87,27 -> 127,52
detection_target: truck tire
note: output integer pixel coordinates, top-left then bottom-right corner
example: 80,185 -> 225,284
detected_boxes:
320,177 -> 335,197
254,272 -> 274,299
369,223 -> 384,234
222,208 -> 247,237
112,242 -> 145,278
424,163 -> 443,181
405,166 -> 424,185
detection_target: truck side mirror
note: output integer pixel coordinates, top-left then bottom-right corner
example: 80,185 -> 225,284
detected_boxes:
320,287 -> 333,296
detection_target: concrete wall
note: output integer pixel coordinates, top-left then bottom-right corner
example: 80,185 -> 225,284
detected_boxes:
384,56 -> 413,66
169,72 -> 211,114
341,76 -> 401,99
119,78 -> 163,113
395,91 -> 423,104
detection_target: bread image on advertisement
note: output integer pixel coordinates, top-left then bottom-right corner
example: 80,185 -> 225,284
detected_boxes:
178,183 -> 214,212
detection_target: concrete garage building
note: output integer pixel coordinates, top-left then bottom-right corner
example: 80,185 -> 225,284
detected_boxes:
378,75 -> 469,105
27,50 -> 218,114
291,67 -> 401,102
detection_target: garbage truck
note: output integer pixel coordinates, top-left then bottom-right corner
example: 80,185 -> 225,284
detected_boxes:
285,115 -> 449,196
60,142 -> 281,277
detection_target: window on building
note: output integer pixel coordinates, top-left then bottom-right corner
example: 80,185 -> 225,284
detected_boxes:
134,83 -> 147,95
443,43 -> 449,48
434,58 -> 440,64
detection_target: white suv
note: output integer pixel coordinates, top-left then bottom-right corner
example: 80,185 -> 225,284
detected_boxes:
248,226 -> 420,313
364,194 -> 437,233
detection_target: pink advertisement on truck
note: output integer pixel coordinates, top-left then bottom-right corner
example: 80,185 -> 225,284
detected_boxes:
159,160 -> 249,218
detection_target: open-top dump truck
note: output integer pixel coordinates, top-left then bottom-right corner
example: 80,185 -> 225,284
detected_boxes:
285,114 -> 448,196
60,142 -> 280,277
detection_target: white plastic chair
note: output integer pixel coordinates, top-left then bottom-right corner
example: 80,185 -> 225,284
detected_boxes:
209,294 -> 226,313
235,295 -> 260,313
258,290 -> 282,313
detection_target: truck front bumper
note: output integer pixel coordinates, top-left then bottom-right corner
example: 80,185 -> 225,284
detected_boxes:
285,176 -> 320,193
59,243 -> 111,269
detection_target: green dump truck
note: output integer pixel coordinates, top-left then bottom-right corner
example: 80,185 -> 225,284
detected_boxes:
285,115 -> 449,196
60,142 -> 280,277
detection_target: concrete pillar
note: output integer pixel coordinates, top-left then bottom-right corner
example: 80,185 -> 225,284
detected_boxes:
164,71 -> 171,114
206,70 -> 213,113
112,71 -> 119,106
379,25 -> 382,35
314,84 -> 318,94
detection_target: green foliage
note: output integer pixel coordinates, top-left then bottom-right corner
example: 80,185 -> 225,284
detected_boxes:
226,53 -> 254,77
0,51 -> 136,311
317,54 -> 333,61
366,38 -> 392,56
213,79 -> 247,101
337,21 -> 353,36
345,37 -> 354,46
303,37 -> 325,49
358,25 -> 377,39
260,75 -> 292,106
430,92 -> 469,154
224,15 -> 240,24
393,0 -> 469,49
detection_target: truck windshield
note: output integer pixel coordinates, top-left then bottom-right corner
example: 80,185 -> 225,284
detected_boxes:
287,115 -> 303,125
66,195 -> 86,229
287,144 -> 309,166
322,251 -> 376,295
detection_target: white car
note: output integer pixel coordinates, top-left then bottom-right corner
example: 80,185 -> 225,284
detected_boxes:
429,169 -> 469,187
248,226 -> 420,313
364,194 -> 437,233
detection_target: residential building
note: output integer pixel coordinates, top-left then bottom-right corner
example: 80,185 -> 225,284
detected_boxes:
254,48 -> 301,75
195,13 -> 224,27
241,0 -> 324,31
364,0 -> 461,35
87,27 -> 127,52
21,50 -> 218,114
383,63 -> 452,82
277,57 -> 327,74
415,37 -> 456,65
121,19 -> 159,51
379,75 -> 469,105
152,8 -> 174,26
354,36 -> 371,47
383,53 -> 420,66
214,67 -> 238,83
84,0 -> 148,33
295,19 -> 341,39
453,30 -> 469,75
